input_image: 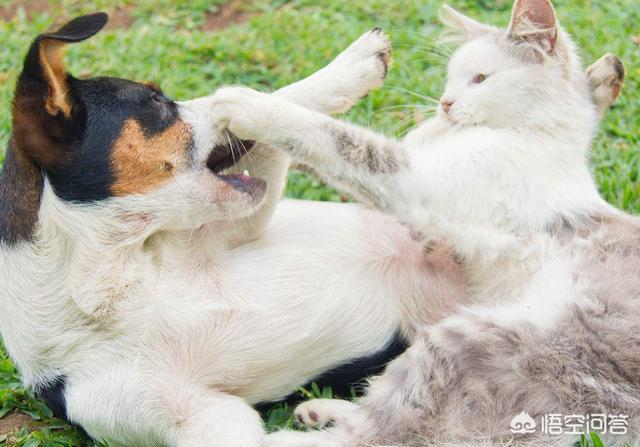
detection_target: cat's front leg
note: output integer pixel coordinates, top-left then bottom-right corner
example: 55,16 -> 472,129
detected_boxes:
221,29 -> 393,245
211,87 -> 410,210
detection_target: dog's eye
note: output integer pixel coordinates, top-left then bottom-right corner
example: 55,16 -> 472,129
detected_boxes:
471,74 -> 488,84
151,92 -> 165,104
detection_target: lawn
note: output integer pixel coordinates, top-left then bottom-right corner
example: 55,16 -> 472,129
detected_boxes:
0,0 -> 638,445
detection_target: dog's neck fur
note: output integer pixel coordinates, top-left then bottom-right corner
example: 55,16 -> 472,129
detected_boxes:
31,184 -> 231,320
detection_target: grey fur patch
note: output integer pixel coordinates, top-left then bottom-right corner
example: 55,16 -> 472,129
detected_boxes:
330,126 -> 406,174
327,212 -> 640,447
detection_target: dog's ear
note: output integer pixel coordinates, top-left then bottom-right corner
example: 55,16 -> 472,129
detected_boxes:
20,12 -> 108,117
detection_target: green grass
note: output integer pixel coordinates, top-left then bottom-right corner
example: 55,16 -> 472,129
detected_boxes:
0,0 -> 638,445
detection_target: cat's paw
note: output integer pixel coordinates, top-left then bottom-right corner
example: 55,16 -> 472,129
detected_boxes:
294,399 -> 360,429
211,86 -> 293,143
586,53 -> 625,115
320,27 -> 392,112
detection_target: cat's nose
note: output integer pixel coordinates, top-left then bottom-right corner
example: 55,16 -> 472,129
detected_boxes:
440,99 -> 454,114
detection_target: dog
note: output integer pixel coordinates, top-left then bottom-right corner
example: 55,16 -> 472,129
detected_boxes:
0,12 -> 624,447
0,13 -> 452,447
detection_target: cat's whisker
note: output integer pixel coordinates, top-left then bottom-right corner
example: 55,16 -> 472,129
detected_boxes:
383,86 -> 440,104
387,30 -> 450,46
403,41 -> 453,54
391,114 -> 421,133
374,104 -> 434,114
407,55 -> 449,66
394,40 -> 454,57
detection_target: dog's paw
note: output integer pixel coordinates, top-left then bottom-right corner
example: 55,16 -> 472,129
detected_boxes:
294,399 -> 360,429
321,28 -> 392,113
586,53 -> 625,115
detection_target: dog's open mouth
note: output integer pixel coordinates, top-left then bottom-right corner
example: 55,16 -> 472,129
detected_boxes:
206,135 -> 265,193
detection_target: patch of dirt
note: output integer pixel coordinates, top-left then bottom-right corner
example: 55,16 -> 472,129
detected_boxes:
104,6 -> 134,29
0,0 -> 49,21
0,1 -> 134,28
203,0 -> 257,31
0,412 -> 33,436
0,1 -> 279,31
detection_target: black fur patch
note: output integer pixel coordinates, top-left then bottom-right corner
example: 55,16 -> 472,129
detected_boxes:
36,377 -> 92,438
36,376 -> 69,421
45,77 -> 181,202
2,13 -> 188,244
255,331 -> 409,413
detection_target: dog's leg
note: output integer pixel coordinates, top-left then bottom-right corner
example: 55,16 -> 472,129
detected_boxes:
264,430 -> 345,447
224,28 -> 391,246
586,53 -> 625,117
175,391 -> 264,447
66,372 -> 265,447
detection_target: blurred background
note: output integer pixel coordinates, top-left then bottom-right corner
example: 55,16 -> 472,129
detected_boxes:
0,0 -> 638,445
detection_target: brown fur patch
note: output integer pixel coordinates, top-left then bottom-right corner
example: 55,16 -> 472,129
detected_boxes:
39,39 -> 72,117
111,119 -> 192,196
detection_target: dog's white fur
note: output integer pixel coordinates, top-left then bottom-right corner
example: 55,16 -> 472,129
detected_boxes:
0,30 -> 445,447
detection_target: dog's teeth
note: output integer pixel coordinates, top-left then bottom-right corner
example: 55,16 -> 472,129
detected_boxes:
243,170 -> 250,176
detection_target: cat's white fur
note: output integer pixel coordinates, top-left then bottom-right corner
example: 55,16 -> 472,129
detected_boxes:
210,0 -> 636,445
211,0 -> 607,314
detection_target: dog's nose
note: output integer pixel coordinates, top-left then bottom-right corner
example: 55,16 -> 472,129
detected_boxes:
440,99 -> 454,114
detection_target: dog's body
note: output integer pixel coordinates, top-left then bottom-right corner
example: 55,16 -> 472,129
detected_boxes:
0,15 -> 463,447
4,195 -> 429,445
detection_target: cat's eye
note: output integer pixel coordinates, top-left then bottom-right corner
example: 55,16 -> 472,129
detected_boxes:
471,74 -> 488,84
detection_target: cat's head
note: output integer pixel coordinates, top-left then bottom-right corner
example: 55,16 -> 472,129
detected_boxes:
436,0 -> 595,130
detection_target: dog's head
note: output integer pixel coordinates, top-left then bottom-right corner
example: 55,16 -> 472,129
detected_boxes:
9,13 -> 263,241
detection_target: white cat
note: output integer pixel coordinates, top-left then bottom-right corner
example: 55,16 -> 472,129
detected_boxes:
211,0 -> 638,445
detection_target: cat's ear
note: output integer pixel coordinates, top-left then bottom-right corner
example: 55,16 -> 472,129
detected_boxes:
507,0 -> 558,55
439,5 -> 497,44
